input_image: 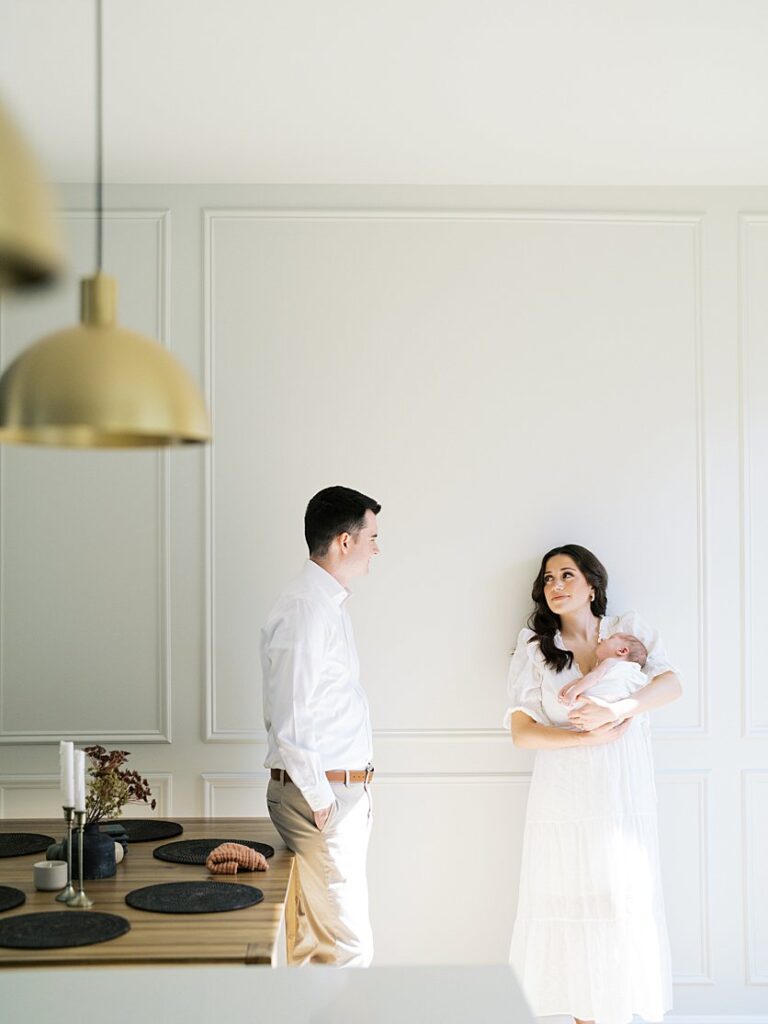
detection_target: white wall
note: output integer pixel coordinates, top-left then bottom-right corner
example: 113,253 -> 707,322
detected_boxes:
0,185 -> 765,1019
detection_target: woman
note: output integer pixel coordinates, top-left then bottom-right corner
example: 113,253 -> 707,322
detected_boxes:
506,544 -> 682,1024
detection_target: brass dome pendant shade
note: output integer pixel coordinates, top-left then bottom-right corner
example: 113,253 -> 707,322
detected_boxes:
0,0 -> 211,447
0,98 -> 64,289
0,274 -> 210,446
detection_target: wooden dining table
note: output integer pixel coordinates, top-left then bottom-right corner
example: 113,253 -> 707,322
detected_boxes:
0,817 -> 295,967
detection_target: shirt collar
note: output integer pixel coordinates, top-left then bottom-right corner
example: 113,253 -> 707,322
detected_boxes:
302,559 -> 351,607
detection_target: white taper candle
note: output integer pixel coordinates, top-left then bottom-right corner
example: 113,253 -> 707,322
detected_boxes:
60,740 -> 74,807
74,749 -> 86,812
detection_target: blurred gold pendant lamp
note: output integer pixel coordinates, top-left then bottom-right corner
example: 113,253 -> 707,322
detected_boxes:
0,0 -> 211,447
0,99 -> 64,289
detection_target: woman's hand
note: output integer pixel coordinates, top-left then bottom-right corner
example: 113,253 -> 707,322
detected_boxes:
568,695 -> 623,731
576,717 -> 631,745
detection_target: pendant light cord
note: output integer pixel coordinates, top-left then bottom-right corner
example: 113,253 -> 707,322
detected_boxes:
96,0 -> 103,272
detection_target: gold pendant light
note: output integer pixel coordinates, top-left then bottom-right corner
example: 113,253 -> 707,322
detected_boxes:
0,99 -> 64,289
0,273 -> 210,446
0,0 -> 211,447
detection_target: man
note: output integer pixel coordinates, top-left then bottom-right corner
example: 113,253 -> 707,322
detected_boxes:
261,485 -> 380,966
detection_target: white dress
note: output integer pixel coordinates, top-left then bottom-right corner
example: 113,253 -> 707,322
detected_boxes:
504,611 -> 675,1024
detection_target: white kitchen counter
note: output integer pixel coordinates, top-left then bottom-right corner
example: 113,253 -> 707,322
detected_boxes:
1,964 -> 534,1023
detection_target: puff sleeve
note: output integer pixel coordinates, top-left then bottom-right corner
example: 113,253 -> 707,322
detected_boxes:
503,628 -> 548,729
616,611 -> 680,683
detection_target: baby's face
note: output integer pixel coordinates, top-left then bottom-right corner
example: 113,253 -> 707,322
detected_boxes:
595,636 -> 629,662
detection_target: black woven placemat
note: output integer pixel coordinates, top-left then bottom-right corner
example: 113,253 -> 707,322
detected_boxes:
153,838 -> 274,864
101,819 -> 183,843
125,881 -> 264,914
0,911 -> 130,949
0,886 -> 25,913
0,833 -> 55,858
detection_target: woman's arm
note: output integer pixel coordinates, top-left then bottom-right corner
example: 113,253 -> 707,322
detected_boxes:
567,671 -> 683,731
611,670 -> 682,717
510,711 -> 631,749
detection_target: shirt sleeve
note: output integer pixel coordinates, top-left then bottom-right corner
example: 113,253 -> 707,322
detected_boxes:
262,599 -> 336,811
618,610 -> 680,682
503,628 -> 548,729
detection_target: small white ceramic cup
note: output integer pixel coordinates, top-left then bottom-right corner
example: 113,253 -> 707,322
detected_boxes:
34,860 -> 67,891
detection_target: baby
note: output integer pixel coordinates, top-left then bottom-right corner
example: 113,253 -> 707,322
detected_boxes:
558,632 -> 648,708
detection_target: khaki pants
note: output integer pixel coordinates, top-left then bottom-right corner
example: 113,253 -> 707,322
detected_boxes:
267,777 -> 373,967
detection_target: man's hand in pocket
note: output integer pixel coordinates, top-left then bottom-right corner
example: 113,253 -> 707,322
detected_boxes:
313,804 -> 333,830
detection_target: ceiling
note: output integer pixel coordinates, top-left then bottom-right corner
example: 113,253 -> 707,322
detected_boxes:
2,0 -> 767,186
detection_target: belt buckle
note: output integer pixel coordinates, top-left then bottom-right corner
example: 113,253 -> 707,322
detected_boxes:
364,762 -> 374,784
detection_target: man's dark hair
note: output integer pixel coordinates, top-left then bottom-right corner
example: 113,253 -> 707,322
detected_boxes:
304,486 -> 381,557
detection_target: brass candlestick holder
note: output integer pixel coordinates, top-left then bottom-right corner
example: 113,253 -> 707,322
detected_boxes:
66,810 -> 93,908
55,805 -> 77,903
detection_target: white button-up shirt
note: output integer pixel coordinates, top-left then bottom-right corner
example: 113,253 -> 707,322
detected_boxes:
261,560 -> 373,811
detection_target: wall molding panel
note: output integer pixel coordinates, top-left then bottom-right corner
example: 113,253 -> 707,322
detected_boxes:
203,208 -> 707,743
657,770 -> 713,985
201,772 -> 270,816
0,771 -> 172,818
372,771 -> 532,786
0,774 -> 60,818
0,210 -> 172,745
738,215 -> 768,738
743,770 -> 768,984
200,770 -> 532,816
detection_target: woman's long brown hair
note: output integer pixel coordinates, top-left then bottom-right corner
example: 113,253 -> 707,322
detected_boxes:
528,544 -> 608,672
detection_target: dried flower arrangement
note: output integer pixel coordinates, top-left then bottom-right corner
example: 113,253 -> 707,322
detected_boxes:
83,745 -> 157,825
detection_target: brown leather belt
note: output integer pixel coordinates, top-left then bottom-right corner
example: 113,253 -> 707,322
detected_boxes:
270,767 -> 374,785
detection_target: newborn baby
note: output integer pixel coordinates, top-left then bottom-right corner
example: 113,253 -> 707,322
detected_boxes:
558,632 -> 648,709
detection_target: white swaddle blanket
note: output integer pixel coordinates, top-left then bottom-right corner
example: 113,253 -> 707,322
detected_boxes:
580,659 -> 647,703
